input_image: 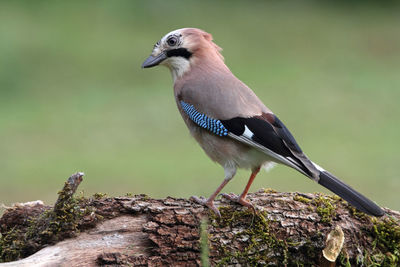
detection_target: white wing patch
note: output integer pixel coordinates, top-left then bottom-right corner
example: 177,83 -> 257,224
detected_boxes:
242,125 -> 254,138
312,161 -> 326,172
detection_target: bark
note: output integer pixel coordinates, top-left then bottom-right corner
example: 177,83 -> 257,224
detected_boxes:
0,173 -> 399,267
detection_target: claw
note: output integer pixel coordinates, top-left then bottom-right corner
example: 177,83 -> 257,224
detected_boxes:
190,196 -> 221,217
221,193 -> 256,213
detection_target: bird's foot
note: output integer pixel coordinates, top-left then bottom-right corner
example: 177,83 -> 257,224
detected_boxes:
221,193 -> 255,213
190,196 -> 221,217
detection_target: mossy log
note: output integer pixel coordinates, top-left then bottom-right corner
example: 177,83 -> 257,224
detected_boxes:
0,173 -> 399,266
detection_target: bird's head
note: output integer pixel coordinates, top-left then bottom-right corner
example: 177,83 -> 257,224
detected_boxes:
142,28 -> 223,80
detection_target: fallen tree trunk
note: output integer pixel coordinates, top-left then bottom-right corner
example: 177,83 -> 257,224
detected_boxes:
0,173 -> 399,266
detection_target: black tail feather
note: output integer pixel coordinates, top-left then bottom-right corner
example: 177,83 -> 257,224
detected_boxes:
318,171 -> 384,217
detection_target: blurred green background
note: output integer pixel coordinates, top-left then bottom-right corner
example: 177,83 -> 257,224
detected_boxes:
0,0 -> 399,212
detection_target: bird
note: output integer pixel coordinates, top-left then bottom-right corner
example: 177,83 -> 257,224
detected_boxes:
141,28 -> 384,217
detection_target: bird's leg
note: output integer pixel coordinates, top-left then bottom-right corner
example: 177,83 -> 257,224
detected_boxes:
190,178 -> 231,217
191,164 -> 236,217
222,166 -> 261,211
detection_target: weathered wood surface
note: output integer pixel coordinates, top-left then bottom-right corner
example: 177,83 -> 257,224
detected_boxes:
0,175 -> 399,266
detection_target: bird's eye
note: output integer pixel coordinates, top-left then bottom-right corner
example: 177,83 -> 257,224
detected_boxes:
167,36 -> 178,46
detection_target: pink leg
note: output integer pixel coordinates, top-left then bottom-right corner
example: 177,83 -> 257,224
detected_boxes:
191,178 -> 231,217
222,166 -> 261,211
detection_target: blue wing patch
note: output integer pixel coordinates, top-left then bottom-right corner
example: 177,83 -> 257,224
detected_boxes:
180,101 -> 228,137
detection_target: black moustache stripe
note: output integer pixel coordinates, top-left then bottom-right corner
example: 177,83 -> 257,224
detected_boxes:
166,48 -> 192,59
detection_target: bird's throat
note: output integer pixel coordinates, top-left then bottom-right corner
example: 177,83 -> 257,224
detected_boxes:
165,57 -> 191,82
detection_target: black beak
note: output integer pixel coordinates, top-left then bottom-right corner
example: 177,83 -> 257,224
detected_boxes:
141,52 -> 167,68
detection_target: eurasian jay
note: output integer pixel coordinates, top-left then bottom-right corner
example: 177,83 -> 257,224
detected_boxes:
142,28 -> 384,217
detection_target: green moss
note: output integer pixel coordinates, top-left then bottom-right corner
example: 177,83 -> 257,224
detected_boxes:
371,217 -> 400,252
0,183 -> 99,262
139,194 -> 151,201
263,188 -> 277,194
93,192 -> 107,200
294,193 -> 338,223
293,195 -> 312,204
315,197 -> 336,223
366,217 -> 400,266
0,228 -> 25,262
347,205 -> 369,220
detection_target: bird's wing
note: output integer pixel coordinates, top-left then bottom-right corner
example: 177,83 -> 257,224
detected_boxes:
180,100 -> 318,179
180,100 -> 384,216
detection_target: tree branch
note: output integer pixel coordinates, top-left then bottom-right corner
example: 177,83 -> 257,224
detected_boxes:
0,174 -> 399,266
